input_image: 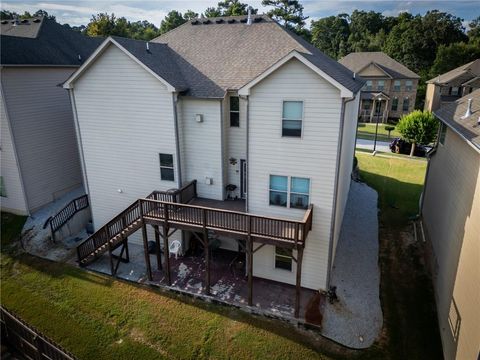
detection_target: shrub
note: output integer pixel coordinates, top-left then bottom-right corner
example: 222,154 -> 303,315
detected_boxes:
396,110 -> 438,156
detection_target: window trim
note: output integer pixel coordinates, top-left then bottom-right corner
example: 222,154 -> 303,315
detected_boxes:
377,80 -> 385,91
391,97 -> 398,111
281,100 -> 304,138
269,174 -> 310,209
393,80 -> 401,91
402,97 -> 410,112
274,246 -> 293,272
159,153 -> 175,182
365,80 -> 373,91
229,95 -> 240,127
405,80 -> 413,91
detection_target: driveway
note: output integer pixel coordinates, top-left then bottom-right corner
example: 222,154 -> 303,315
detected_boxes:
356,138 -> 391,152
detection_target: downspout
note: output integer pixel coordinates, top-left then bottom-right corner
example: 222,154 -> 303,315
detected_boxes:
326,94 -> 356,288
219,97 -> 226,199
0,72 -> 30,215
419,127 -> 439,216
172,93 -> 182,187
69,89 -> 92,219
240,94 -> 249,212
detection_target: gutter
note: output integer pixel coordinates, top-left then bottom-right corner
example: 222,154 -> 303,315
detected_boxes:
240,94 -> 249,212
326,94 -> 356,288
172,93 -> 183,186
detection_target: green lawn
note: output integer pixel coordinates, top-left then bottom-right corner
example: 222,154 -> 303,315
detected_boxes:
357,123 -> 400,143
356,152 -> 426,226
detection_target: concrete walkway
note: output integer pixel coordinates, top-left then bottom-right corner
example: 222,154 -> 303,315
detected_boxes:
321,181 -> 382,348
356,138 -> 391,152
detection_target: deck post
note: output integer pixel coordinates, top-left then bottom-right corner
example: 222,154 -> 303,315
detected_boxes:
247,215 -> 253,306
107,241 -> 115,276
124,237 -> 130,263
163,204 -> 171,286
202,208 -> 210,295
294,246 -> 304,318
142,223 -> 153,281
153,225 -> 162,270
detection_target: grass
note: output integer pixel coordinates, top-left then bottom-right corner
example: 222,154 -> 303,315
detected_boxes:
357,123 -> 400,143
356,152 -> 426,226
1,212 -> 26,248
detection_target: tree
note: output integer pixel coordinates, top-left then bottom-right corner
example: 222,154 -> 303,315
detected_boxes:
159,10 -> 186,34
203,7 -> 222,18
262,0 -> 308,30
85,13 -> 118,37
311,14 -> 350,59
347,10 -> 389,52
183,10 -> 199,20
468,16 -> 480,44
396,110 -> 438,156
33,9 -> 56,20
430,42 -> 480,77
218,0 -> 257,16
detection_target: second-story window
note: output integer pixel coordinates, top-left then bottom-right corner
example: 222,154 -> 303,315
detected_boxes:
269,175 -> 310,209
365,80 -> 373,91
391,97 -> 398,111
159,153 -> 175,181
290,177 -> 310,209
402,97 -> 410,112
405,80 -> 413,91
394,80 -> 401,91
282,101 -> 303,137
377,80 -> 385,91
230,96 -> 240,127
450,87 -> 459,96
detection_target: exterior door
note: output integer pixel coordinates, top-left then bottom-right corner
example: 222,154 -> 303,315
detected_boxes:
240,159 -> 247,199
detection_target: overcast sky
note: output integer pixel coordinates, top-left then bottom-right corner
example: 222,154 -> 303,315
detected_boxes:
1,1 -> 478,28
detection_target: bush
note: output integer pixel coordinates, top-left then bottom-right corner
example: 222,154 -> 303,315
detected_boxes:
396,110 -> 438,156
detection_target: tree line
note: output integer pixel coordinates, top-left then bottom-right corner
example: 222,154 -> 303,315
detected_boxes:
2,1 -> 479,108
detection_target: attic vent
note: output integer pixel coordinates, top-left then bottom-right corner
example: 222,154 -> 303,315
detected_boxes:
78,54 -> 82,61
33,18 -> 41,23
215,19 -> 224,24
202,19 -> 211,24
461,98 -> 473,119
240,18 -> 248,23
228,19 -> 236,24
1,20 -> 7,24
191,20 -> 199,25
253,17 -> 263,23
21,19 -> 29,23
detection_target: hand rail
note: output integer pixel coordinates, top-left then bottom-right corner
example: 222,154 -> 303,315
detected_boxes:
50,194 -> 89,242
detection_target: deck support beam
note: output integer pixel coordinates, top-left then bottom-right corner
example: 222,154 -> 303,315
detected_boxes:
203,209 -> 211,295
247,216 -> 253,306
294,246 -> 304,318
142,223 -> 153,281
163,222 -> 171,286
153,225 -> 162,270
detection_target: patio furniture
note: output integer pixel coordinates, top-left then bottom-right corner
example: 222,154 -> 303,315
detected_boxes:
169,240 -> 182,259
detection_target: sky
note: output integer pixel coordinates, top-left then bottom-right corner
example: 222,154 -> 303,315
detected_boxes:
1,0 -> 478,28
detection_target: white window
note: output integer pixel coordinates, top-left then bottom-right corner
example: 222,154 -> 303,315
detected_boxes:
365,80 -> 373,91
230,96 -> 239,127
275,246 -> 292,271
159,154 -> 174,181
282,101 -> 303,137
269,175 -> 310,209
405,80 -> 413,91
377,80 -> 385,91
393,80 -> 401,91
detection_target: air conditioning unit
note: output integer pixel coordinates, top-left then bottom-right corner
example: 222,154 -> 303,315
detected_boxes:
195,114 -> 203,123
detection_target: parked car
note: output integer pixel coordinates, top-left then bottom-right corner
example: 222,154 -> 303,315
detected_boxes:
389,138 -> 427,157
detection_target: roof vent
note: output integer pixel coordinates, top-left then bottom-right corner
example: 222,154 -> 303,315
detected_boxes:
78,54 -> 82,61
33,18 -> 41,23
215,19 -> 224,24
146,42 -> 150,52
253,17 -> 262,23
240,18 -> 248,23
353,72 -> 356,79
462,98 -> 473,119
228,19 -> 236,24
191,19 -> 199,25
202,19 -> 211,24
247,7 -> 252,25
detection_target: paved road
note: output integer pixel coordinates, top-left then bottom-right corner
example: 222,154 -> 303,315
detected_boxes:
356,138 -> 391,152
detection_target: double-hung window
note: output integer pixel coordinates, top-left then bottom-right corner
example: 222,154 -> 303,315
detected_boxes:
0,176 -> 6,197
391,97 -> 398,111
230,96 -> 240,127
269,175 -> 310,209
159,154 -> 174,181
393,80 -> 401,91
377,80 -> 385,91
275,247 -> 293,271
450,87 -> 459,96
282,101 -> 303,137
402,97 -> 410,112
365,80 -> 373,91
405,80 -> 413,91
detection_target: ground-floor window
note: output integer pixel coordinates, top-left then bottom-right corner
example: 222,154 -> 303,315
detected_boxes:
159,154 -> 175,181
275,246 -> 292,271
391,97 -> 398,111
0,176 -> 6,197
402,97 -> 410,112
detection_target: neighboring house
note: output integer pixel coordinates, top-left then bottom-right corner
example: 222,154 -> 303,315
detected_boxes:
424,59 -> 480,112
63,15 -> 364,315
339,51 -> 420,122
0,17 -> 101,215
422,89 -> 480,360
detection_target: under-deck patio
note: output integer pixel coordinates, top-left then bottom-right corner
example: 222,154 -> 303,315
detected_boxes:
86,243 -> 320,322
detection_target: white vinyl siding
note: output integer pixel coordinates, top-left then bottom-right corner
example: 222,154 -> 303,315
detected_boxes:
72,44 -> 179,245
178,98 -> 223,200
248,58 -> 343,290
1,67 -> 83,212
422,128 -> 480,360
0,88 -> 28,214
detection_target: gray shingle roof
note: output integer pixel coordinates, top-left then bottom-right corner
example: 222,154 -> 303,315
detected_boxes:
339,52 -> 420,79
1,17 -> 102,66
426,59 -> 480,85
152,15 -> 364,97
434,88 -> 480,150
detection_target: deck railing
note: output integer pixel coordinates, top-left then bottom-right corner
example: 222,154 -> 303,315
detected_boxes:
50,194 -> 89,241
76,180 -> 313,265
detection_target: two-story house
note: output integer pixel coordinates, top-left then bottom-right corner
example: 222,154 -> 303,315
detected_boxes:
424,58 -> 480,112
0,17 -> 100,215
421,89 -> 479,360
63,15 -> 364,318
339,51 -> 420,122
